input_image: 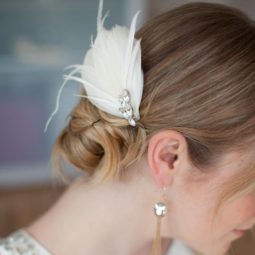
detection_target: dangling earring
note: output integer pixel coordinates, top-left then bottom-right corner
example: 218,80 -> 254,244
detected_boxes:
151,187 -> 167,255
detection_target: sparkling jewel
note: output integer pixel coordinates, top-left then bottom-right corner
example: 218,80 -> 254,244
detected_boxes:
154,202 -> 167,217
118,89 -> 136,126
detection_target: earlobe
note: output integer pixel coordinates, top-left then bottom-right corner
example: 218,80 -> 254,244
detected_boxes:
147,130 -> 182,188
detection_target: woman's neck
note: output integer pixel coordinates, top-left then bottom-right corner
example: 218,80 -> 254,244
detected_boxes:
25,165 -> 173,255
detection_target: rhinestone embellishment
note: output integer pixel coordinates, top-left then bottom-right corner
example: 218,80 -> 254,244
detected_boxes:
118,89 -> 136,126
0,230 -> 37,255
154,202 -> 167,217
0,229 -> 50,255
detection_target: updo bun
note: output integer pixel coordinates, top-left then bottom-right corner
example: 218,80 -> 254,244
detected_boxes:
51,88 -> 148,185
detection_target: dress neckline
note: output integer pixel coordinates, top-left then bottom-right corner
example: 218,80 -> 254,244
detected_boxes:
16,229 -> 52,255
1,228 -> 195,255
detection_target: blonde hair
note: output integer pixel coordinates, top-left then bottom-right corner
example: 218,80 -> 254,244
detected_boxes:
51,2 -> 255,218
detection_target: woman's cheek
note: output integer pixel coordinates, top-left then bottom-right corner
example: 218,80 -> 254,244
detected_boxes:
222,195 -> 255,235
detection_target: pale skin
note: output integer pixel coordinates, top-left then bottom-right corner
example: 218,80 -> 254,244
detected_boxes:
25,130 -> 255,255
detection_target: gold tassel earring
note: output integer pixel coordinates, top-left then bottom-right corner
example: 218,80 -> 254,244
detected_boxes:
151,200 -> 167,255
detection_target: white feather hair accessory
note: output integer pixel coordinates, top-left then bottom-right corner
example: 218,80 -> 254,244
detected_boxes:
44,0 -> 144,132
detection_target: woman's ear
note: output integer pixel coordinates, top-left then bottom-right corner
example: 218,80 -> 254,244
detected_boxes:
147,130 -> 186,188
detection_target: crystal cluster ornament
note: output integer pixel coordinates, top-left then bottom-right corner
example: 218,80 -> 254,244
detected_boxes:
118,89 -> 137,126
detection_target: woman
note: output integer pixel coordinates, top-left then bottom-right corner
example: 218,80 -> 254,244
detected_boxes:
1,1 -> 255,255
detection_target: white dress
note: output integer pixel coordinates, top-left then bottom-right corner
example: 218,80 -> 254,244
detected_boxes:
0,229 -> 196,255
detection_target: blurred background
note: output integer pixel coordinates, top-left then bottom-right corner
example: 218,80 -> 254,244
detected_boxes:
0,0 -> 255,254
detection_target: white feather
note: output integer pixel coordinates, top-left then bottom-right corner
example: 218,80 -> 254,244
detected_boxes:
44,0 -> 143,132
